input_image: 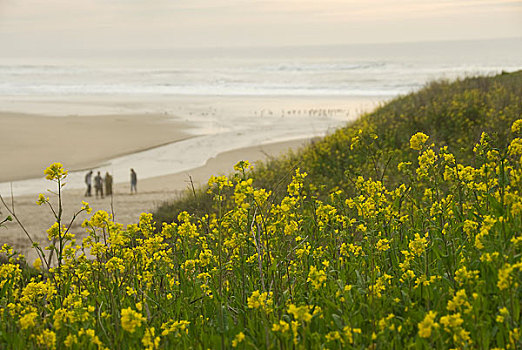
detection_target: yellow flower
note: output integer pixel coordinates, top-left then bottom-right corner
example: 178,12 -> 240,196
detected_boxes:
497,263 -> 515,290
440,313 -> 463,330
287,304 -> 313,323
307,265 -> 327,290
409,233 -> 428,256
87,210 -> 111,229
81,201 -> 92,214
247,290 -> 272,311
499,307 -> 509,317
46,222 -> 64,241
447,289 -> 470,312
287,168 -> 308,196
36,193 -> 49,205
233,160 -> 252,172
44,162 -> 67,181
32,258 -> 42,271
120,307 -> 146,333
19,311 -> 38,330
439,313 -> 471,346
161,320 -> 190,337
325,331 -> 342,343
36,329 -> 57,349
376,238 -> 390,252
508,138 -> 522,156
410,132 -> 429,151
343,326 -> 361,344
142,327 -> 160,350
64,334 -> 78,347
418,311 -> 439,338
232,332 -> 245,347
272,320 -> 290,333
511,119 -> 522,134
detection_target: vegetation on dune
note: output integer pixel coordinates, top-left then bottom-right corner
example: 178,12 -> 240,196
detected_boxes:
155,71 -> 522,223
0,71 -> 521,349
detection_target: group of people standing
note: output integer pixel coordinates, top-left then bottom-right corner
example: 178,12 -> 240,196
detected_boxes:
85,168 -> 137,198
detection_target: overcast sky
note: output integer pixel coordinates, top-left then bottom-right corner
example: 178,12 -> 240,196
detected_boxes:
0,0 -> 521,54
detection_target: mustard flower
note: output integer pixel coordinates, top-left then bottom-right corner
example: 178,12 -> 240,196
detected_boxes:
120,307 -> 146,333
36,329 -> 57,349
462,220 -> 478,238
410,132 -> 429,151
64,334 -> 78,347
19,311 -> 38,330
376,238 -> 390,252
497,263 -> 515,290
44,162 -> 67,181
32,258 -> 42,271
418,311 -> 439,338
142,327 -> 160,350
397,161 -> 412,172
307,265 -> 327,290
287,304 -> 313,323
81,201 -> 92,214
509,328 -> 521,347
90,210 -> 111,228
272,320 -> 290,333
78,328 -> 105,349
287,168 -> 307,196
233,160 -> 252,172
20,281 -> 53,304
368,274 -> 393,298
511,119 -> 522,134
440,313 -> 463,330
447,289 -> 471,312
231,332 -> 245,347
454,266 -> 479,285
36,193 -> 49,205
325,331 -> 342,343
161,320 -> 190,337
247,290 -> 272,311
409,233 -> 428,257
343,325 -> 361,344
439,313 -> 471,346
508,138 -> 522,156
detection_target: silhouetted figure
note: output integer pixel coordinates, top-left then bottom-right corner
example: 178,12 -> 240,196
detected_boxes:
130,168 -> 137,194
85,170 -> 93,197
105,172 -> 113,196
94,171 -> 104,198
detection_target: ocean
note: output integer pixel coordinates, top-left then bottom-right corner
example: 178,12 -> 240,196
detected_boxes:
1,38 -> 521,99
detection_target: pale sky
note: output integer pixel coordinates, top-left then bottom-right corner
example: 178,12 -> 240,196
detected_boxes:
0,0 -> 521,54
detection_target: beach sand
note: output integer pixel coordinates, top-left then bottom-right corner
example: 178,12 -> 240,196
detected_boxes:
0,112 -> 194,182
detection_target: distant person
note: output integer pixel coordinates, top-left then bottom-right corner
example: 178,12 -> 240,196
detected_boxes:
105,172 -> 113,196
84,170 -> 93,197
94,171 -> 104,198
130,168 -> 137,194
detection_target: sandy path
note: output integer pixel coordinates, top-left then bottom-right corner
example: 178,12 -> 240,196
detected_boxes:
0,138 -> 310,263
